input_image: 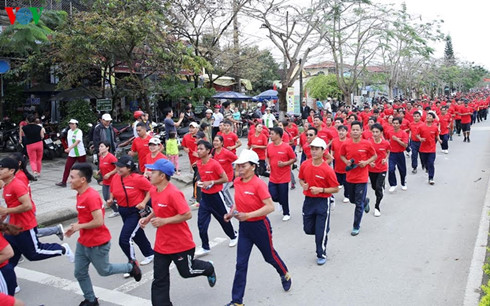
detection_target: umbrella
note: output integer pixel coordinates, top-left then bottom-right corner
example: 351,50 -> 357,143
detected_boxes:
252,89 -> 278,102
212,91 -> 252,100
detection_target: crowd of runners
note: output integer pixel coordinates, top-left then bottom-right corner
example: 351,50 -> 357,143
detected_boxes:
0,90 -> 488,306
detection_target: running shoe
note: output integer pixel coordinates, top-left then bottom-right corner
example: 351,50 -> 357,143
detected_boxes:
351,228 -> 360,236
281,272 -> 292,291
56,224 -> 64,241
79,298 -> 99,306
429,179 -> 435,185
140,255 -> 154,266
401,185 -> 407,191
388,186 -> 396,193
62,243 -> 75,263
207,261 -> 216,287
108,212 -> 120,218
343,198 -> 350,203
374,209 -> 381,217
364,198 -> 370,213
412,168 -> 417,174
55,182 -> 67,187
282,215 -> 291,221
195,247 -> 211,257
317,257 -> 327,265
129,260 -> 142,282
225,303 -> 244,306
290,183 -> 296,190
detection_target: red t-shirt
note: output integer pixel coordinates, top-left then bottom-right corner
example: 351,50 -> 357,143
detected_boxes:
459,105 -> 473,124
3,178 -> 37,231
298,159 -> 339,198
369,139 -> 391,173
0,293 -> 14,306
76,187 -> 111,247
213,148 -> 237,182
249,133 -> 268,160
181,133 -> 198,165
197,158 -> 225,194
131,136 -> 151,172
99,153 -> 117,185
144,152 -> 168,171
14,170 -> 36,213
233,175 -> 271,222
362,129 -> 373,141
0,234 -> 9,269
417,124 -> 439,153
219,131 -> 239,154
339,139 -> 376,184
439,114 -> 452,135
327,126 -> 339,139
110,173 -> 152,207
286,124 -> 299,144
386,129 -> 408,153
409,121 -> 424,141
382,123 -> 394,140
317,128 -> 333,144
266,142 -> 296,184
330,137 -> 347,174
151,183 -> 195,254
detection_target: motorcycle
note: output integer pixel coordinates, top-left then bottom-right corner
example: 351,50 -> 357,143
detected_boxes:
44,125 -> 64,157
0,118 -> 20,152
42,133 -> 56,160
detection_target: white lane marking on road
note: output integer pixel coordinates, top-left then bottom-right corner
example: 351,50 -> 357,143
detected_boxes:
472,127 -> 490,131
115,237 -> 227,294
15,267 -> 151,305
464,176 -> 490,305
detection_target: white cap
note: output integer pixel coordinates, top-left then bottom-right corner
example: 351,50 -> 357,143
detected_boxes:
205,109 -> 213,114
257,103 -> 262,107
149,137 -> 161,145
69,119 -> 78,124
102,114 -> 112,121
266,107 -> 271,110
234,149 -> 259,165
310,137 -> 327,149
189,122 -> 199,128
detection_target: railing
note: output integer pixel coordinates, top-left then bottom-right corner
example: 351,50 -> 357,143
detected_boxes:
1,0 -> 90,13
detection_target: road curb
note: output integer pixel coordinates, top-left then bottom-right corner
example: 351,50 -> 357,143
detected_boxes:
464,175 -> 490,305
37,208 -> 78,227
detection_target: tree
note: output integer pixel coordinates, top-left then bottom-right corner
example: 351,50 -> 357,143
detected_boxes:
319,0 -> 385,105
377,3 -> 442,99
245,0 -> 330,114
305,74 -> 343,100
444,35 -> 455,66
239,48 -> 280,93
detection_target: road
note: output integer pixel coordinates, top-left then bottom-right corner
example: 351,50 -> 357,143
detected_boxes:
12,121 -> 490,306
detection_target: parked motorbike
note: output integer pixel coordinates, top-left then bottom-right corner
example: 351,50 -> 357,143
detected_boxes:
42,133 -> 56,160
44,125 -> 64,157
0,118 -> 20,152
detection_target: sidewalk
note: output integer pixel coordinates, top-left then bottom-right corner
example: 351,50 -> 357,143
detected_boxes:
0,149 -> 196,226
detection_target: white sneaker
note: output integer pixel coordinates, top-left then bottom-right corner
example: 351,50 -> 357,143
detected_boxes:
108,211 -> 120,218
62,243 -> 75,263
18,255 -> 25,263
277,203 -> 283,212
195,247 -> 211,257
123,273 -> 131,278
444,150 -> 449,154
282,215 -> 291,222
343,198 -> 350,203
229,237 -> 238,247
330,201 -> 336,211
15,286 -> 20,293
401,185 -> 407,191
389,186 -> 396,193
140,255 -> 154,266
374,209 -> 381,217
338,185 -> 343,189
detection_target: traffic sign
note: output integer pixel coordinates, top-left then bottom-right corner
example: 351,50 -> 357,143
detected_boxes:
96,99 -> 112,112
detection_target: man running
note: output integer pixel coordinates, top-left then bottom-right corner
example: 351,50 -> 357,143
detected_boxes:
417,112 -> 441,185
387,117 -> 409,192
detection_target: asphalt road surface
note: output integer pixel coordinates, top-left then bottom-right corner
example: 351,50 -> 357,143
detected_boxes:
13,121 -> 490,306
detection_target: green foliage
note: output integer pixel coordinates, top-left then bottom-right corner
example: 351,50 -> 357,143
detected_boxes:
241,49 -> 281,94
61,100 -> 97,134
305,74 -> 343,100
444,35 -> 455,66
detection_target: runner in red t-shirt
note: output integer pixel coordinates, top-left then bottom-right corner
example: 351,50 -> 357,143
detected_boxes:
330,125 -> 349,202
0,229 -> 16,296
98,142 -> 119,217
408,111 -> 425,173
247,123 -> 269,176
181,123 -> 201,204
386,117 -> 409,192
141,159 -> 215,305
368,123 -> 391,217
195,140 -> 237,256
143,137 -> 168,178
298,137 -> 339,265
129,123 -> 151,173
212,135 -> 238,207
109,155 -> 154,264
65,163 -> 141,305
0,158 -> 72,268
439,106 -> 452,154
266,127 -> 297,221
416,112 -> 441,185
224,149 -> 291,305
339,121 -> 377,235
458,100 -> 473,142
218,120 -> 242,154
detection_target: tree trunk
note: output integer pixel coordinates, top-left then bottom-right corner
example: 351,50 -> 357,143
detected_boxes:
278,86 -> 288,113
344,90 -> 352,105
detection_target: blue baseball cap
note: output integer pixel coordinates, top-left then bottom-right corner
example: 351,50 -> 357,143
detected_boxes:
145,159 -> 175,176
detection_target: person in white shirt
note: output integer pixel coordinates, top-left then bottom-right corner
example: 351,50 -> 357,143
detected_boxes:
261,107 -> 277,128
212,106 -> 224,139
324,98 -> 332,113
56,119 -> 87,187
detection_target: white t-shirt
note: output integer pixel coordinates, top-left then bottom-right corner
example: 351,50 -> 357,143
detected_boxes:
67,128 -> 86,157
212,112 -> 223,127
262,113 -> 276,128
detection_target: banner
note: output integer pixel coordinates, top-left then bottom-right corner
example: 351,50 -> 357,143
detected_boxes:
287,87 -> 295,113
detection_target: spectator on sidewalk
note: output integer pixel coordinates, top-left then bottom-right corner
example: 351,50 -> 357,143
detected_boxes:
200,109 -> 214,141
93,113 -> 116,156
19,115 -> 44,178
163,108 -> 185,140
56,119 -> 86,187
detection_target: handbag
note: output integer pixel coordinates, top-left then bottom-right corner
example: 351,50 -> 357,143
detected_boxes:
121,176 -> 152,218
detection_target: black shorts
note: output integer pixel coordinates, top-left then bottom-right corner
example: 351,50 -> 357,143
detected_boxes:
462,123 -> 471,132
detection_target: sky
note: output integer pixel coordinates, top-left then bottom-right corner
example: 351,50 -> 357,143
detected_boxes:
240,0 -> 490,70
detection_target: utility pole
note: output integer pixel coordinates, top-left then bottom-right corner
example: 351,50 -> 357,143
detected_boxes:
299,59 -> 303,106
233,0 -> 241,93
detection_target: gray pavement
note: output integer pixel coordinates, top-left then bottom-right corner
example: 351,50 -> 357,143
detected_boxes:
6,121 -> 490,305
